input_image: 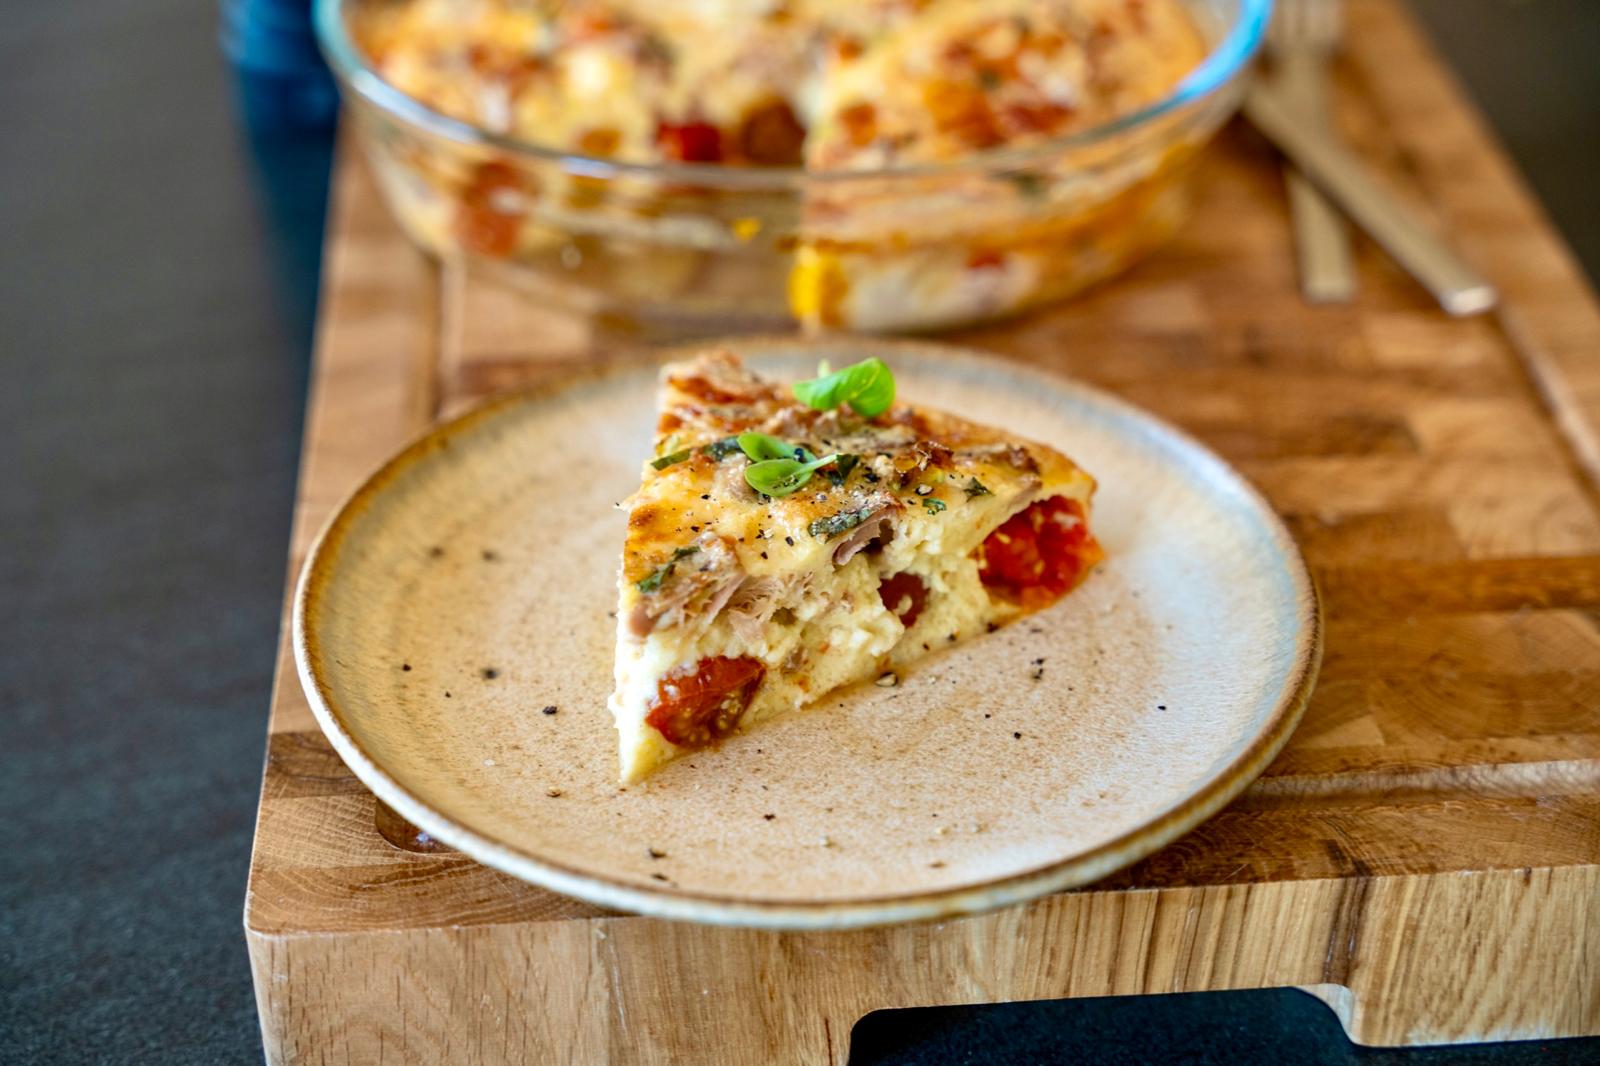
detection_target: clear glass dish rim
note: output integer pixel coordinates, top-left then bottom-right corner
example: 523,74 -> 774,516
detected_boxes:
314,0 -> 1271,190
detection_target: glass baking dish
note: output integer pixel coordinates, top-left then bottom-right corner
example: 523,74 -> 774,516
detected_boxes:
316,0 -> 1270,335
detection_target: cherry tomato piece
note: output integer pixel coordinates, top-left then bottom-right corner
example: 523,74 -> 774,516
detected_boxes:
656,120 -> 724,163
645,656 -> 764,748
977,497 -> 1100,609
878,571 -> 929,627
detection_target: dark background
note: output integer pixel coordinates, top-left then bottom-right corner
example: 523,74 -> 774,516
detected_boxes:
2,1 -> 1596,1062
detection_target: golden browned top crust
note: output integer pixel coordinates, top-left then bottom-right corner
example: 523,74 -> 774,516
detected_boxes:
620,350 -> 1092,597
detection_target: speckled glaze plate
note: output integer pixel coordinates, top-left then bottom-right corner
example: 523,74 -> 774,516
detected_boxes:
294,339 -> 1320,929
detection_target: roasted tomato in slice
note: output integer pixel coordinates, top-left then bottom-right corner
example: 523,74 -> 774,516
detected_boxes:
645,656 -> 765,749
878,571 -> 929,628
655,119 -> 724,163
456,161 -> 528,258
977,497 -> 1101,609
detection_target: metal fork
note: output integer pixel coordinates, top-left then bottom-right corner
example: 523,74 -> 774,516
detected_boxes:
1266,0 -> 1355,303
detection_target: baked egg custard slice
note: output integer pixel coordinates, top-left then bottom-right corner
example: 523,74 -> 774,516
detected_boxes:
611,351 -> 1102,781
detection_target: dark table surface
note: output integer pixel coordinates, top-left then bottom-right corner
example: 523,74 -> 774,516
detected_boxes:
2,1 -> 1597,1062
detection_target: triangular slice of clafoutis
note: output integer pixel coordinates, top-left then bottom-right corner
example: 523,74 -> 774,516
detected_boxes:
610,350 -> 1102,782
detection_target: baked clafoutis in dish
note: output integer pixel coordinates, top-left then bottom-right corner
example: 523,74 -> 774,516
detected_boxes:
359,0 -> 1204,169
611,352 -> 1103,781
346,0 -> 1212,331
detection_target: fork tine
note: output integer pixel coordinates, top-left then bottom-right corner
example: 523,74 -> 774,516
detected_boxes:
1266,0 -> 1291,48
1262,0 -> 1354,303
1267,0 -> 1342,53
1307,0 -> 1340,43
1269,0 -> 1304,51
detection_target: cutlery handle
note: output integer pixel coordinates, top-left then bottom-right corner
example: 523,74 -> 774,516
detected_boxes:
1245,85 -> 1497,316
1277,53 -> 1355,303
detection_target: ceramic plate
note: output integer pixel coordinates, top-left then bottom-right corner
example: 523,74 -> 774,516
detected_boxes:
295,339 -> 1319,929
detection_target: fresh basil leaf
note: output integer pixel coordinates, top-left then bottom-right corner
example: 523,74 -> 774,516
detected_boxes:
922,497 -> 947,515
744,459 -> 810,497
845,359 -> 895,416
738,431 -> 814,464
792,357 -> 895,418
792,372 -> 849,412
744,452 -> 839,498
963,477 -> 992,498
650,448 -> 692,470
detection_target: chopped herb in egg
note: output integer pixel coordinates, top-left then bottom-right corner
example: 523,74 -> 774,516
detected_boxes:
635,545 -> 700,593
808,506 -> 876,540
650,448 -> 692,470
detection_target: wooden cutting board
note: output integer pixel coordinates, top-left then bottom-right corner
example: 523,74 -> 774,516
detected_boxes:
245,2 -> 1600,1061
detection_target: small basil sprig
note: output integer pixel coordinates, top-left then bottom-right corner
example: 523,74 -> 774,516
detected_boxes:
792,358 -> 895,418
733,432 -> 847,497
737,432 -> 811,463
746,453 -> 841,497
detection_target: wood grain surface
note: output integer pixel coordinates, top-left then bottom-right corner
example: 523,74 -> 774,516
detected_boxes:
246,2 -> 1600,1061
